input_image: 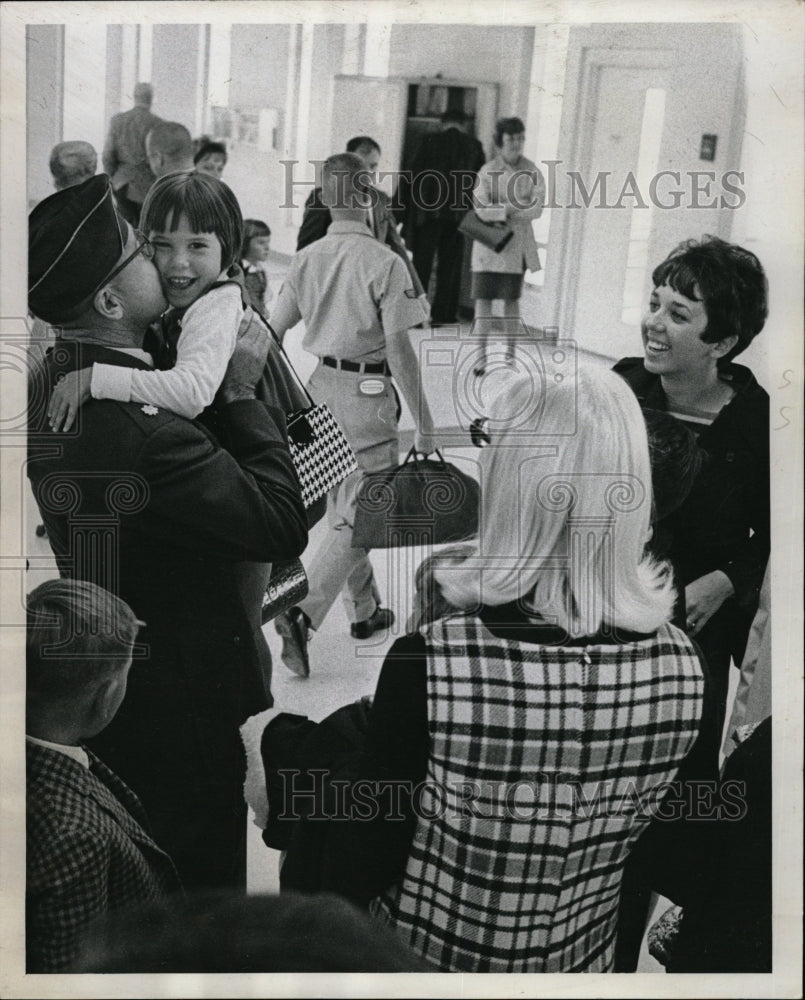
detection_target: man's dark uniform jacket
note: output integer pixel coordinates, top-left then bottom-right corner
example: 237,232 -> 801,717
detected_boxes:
26,741 -> 182,972
27,342 -> 308,890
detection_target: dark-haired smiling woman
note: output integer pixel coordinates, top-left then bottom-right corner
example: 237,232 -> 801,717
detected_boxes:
615,236 -> 770,724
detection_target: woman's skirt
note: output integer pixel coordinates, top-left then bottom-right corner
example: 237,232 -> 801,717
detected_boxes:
471,270 -> 524,301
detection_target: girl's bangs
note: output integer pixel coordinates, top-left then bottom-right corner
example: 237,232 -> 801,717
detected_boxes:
145,178 -> 221,235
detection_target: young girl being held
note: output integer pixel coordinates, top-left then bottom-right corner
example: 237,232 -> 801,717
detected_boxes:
48,171 -> 246,429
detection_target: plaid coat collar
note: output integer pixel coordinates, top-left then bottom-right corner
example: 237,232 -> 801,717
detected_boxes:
26,740 -> 162,855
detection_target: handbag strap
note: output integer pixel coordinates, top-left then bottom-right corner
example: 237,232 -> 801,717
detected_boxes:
404,446 -> 447,469
262,318 -> 317,410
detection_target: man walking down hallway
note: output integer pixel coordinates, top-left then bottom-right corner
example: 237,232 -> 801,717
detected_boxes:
102,82 -> 162,226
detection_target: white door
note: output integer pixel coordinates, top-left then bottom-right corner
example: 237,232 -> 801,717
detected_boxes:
542,24 -> 746,361
570,61 -> 671,358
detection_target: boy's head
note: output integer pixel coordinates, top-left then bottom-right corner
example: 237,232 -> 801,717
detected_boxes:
26,579 -> 143,742
141,171 -> 244,274
321,153 -> 371,213
145,121 -> 194,177
651,235 -> 768,363
242,218 -> 271,262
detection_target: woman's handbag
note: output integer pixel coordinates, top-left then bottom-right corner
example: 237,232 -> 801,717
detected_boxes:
261,558 -> 309,625
262,320 -> 359,510
458,210 -> 514,253
352,448 -> 480,549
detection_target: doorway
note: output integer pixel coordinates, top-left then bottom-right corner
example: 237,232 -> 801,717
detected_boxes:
541,24 -> 746,359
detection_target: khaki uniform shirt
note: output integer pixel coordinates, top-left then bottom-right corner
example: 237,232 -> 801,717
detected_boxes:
271,221 -> 429,362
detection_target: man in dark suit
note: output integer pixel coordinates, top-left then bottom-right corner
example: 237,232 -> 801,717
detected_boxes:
404,109 -> 485,324
102,82 -> 163,226
26,579 -> 182,973
27,175 -> 308,891
295,135 -> 426,302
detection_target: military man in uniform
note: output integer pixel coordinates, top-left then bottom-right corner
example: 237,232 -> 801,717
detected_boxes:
272,152 -> 437,676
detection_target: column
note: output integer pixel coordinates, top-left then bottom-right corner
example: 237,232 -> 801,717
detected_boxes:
63,24 -> 107,154
363,22 -> 391,77
138,24 -> 153,83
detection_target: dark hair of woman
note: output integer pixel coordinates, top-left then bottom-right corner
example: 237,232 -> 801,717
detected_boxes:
651,235 -> 768,362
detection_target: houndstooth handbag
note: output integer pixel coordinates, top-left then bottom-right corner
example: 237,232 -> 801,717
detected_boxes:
266,323 -> 358,508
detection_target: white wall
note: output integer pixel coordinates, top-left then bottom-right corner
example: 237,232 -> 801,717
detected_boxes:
26,25 -> 62,207
223,23 -> 302,253
730,21 -> 803,393
151,24 -> 203,135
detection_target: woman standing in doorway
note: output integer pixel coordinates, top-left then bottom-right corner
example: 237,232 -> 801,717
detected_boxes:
470,117 -> 546,374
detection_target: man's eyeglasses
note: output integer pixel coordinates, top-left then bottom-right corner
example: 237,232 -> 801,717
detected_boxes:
90,230 -> 155,297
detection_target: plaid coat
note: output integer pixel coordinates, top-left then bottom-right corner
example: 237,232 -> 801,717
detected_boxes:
26,741 -> 181,972
372,616 -> 704,972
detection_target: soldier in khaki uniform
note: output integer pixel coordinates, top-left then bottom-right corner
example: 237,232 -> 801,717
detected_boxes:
271,152 -> 437,676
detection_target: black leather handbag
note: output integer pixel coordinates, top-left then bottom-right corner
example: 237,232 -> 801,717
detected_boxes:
458,210 -> 514,252
261,558 -> 309,625
352,448 -> 480,549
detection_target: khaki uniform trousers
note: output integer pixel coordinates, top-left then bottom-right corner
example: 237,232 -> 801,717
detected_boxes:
300,362 -> 399,628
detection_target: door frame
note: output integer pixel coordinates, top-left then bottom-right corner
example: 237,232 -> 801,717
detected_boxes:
543,38 -> 675,345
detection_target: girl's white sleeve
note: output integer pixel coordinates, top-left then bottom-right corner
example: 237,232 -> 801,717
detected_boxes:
90,285 -> 243,419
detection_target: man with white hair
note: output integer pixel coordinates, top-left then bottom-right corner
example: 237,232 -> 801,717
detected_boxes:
49,141 -> 98,191
102,82 -> 162,225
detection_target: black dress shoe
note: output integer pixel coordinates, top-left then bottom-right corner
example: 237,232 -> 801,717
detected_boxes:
350,605 -> 395,640
275,606 -> 311,677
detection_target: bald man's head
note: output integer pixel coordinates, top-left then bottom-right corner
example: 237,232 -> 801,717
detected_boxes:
49,141 -> 98,191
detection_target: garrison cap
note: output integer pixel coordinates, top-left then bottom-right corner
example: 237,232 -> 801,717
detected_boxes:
29,174 -> 127,323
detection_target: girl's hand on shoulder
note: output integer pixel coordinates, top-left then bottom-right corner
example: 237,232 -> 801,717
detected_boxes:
48,368 -> 93,432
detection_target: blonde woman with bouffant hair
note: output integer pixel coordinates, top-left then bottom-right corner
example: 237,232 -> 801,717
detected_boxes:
288,364 -> 710,973
430,366 -> 676,636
